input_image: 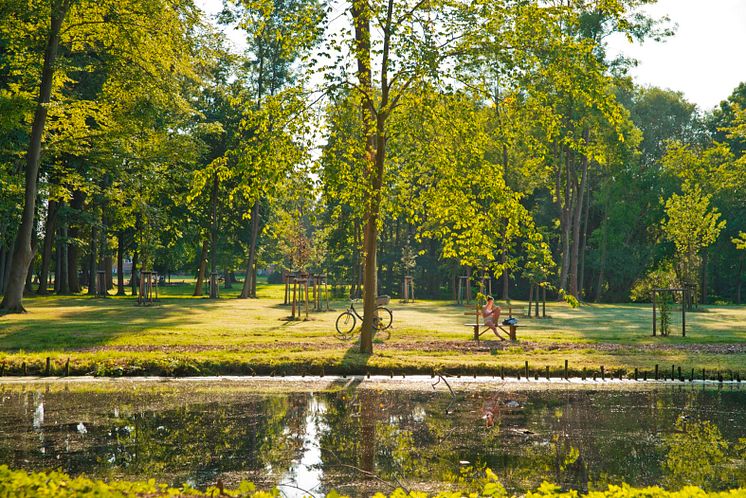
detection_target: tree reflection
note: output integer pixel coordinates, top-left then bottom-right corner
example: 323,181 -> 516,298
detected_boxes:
664,418 -> 745,489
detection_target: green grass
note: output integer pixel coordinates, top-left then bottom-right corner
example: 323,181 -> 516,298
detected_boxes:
1,279 -> 745,378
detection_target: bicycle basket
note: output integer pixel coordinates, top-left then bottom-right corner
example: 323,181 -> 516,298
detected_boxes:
376,295 -> 391,306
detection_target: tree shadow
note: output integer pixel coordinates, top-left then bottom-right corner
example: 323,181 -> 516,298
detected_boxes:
0,296 -> 229,352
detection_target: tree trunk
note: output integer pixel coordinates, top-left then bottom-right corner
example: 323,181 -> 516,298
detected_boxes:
594,207 -> 609,303
54,239 -> 61,294
0,246 -> 6,293
193,238 -> 208,296
37,200 -> 59,295
130,250 -> 139,295
117,231 -> 125,295
736,253 -> 744,305
240,202 -> 260,299
353,0 -> 387,354
568,139 -> 589,298
104,255 -> 113,290
87,224 -> 98,295
67,190 -> 84,293
556,145 -> 572,293
209,173 -> 218,299
1,2 -> 68,313
701,250 -> 709,305
58,222 -> 69,294
578,178 -> 591,300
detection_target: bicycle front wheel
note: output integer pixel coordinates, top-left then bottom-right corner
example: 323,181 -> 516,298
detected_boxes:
335,311 -> 356,339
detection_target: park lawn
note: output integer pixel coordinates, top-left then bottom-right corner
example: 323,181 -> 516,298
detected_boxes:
1,281 -> 745,378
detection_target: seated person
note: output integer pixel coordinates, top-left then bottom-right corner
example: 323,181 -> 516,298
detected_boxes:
482,296 -> 506,340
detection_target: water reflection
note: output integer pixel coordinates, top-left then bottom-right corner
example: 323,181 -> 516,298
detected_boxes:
0,382 -> 744,495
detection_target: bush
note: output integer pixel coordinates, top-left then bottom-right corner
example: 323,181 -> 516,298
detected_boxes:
1,466 -> 745,498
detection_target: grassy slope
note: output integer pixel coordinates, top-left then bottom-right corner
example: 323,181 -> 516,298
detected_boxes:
1,280 -> 745,377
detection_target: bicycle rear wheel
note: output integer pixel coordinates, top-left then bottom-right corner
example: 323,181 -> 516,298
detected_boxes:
335,311 -> 356,339
376,306 -> 393,329
374,307 -> 393,340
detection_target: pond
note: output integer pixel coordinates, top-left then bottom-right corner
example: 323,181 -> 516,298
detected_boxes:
0,378 -> 744,496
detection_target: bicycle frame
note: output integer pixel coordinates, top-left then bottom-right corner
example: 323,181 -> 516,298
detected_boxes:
347,301 -> 364,321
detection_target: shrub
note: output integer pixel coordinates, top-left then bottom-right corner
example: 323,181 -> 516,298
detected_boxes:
2,466 -> 746,498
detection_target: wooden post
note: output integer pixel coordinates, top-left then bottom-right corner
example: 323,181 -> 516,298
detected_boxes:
65,358 -> 70,377
545,365 -> 550,380
291,279 -> 297,319
652,290 -> 657,336
524,361 -> 529,379
304,277 -> 310,320
283,270 -> 289,305
45,357 -> 50,376
564,359 -> 568,380
655,364 -> 659,380
527,284 -> 533,318
601,365 -> 605,381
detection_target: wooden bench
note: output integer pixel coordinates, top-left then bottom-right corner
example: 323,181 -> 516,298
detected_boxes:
463,303 -> 518,342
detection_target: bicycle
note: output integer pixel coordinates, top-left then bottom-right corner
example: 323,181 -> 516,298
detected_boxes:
335,299 -> 393,340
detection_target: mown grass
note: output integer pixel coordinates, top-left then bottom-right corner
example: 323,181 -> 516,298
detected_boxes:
1,279 -> 745,378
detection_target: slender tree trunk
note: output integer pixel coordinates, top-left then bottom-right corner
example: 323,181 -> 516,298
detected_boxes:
87,224 -> 98,295
54,240 -> 61,293
37,200 -> 59,295
240,202 -> 260,299
25,247 -> 36,295
67,190 -> 84,293
0,246 -> 6,293
130,250 -> 139,295
1,2 -> 68,312
209,174 -> 218,299
594,204 -> 609,303
58,223 -> 69,294
353,0 -> 388,354
116,231 -> 125,295
701,250 -> 709,305
555,144 -> 571,293
104,255 -> 113,290
193,238 -> 208,296
569,136 -> 589,297
578,178 -> 591,300
736,254 -> 744,305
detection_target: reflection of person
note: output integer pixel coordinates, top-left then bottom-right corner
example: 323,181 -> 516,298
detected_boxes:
482,296 -> 506,340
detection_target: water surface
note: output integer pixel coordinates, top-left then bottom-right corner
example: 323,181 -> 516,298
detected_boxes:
1,379 -> 744,496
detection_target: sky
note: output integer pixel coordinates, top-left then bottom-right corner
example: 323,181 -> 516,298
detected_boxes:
196,0 -> 746,112
606,0 -> 746,110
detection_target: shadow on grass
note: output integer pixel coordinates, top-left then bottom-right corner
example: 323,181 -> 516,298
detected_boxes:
0,295 -> 229,352
340,338 -> 373,374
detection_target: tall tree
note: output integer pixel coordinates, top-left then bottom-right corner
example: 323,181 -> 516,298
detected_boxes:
0,0 -> 199,312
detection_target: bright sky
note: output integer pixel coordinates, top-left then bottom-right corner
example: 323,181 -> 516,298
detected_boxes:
196,0 -> 746,111
606,0 -> 746,111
